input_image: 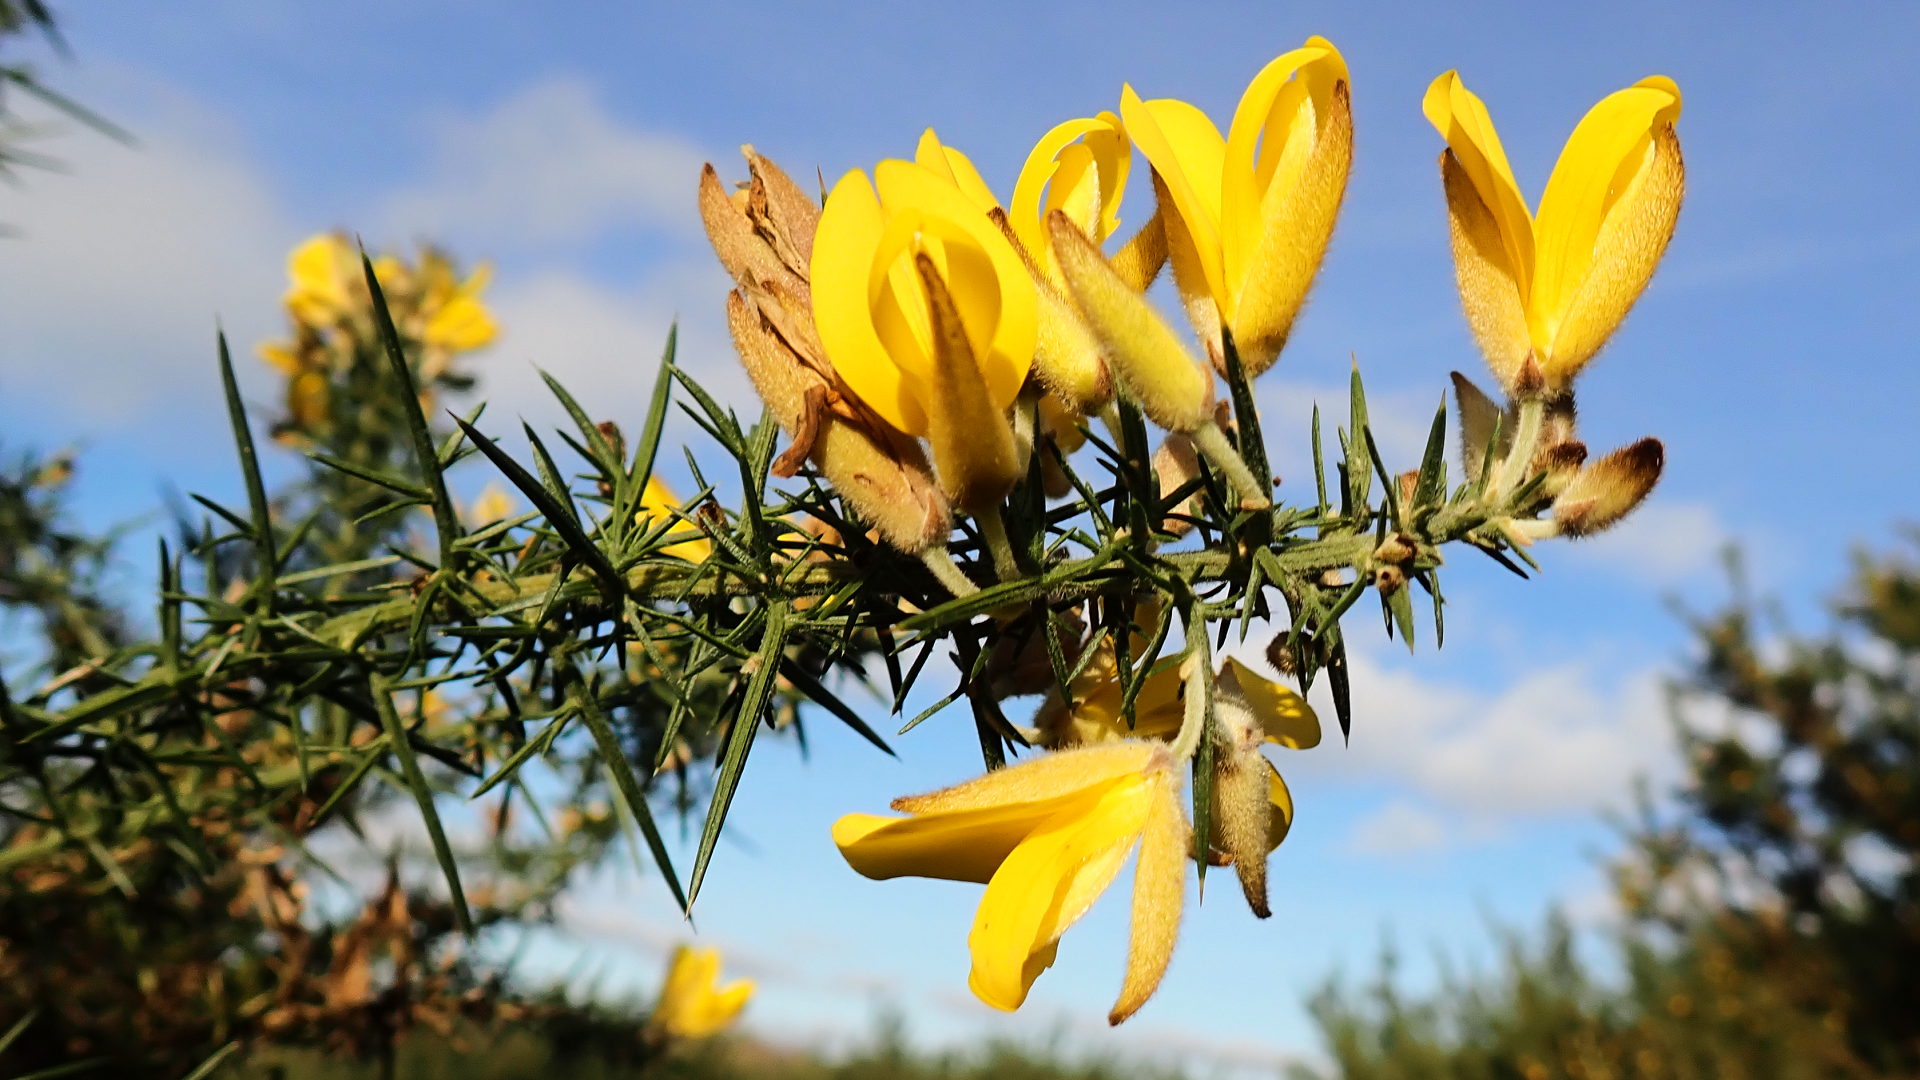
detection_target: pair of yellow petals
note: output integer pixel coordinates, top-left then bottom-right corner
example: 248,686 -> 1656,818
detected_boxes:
650,944 -> 754,1040
1425,71 -> 1684,391
833,658 -> 1319,1023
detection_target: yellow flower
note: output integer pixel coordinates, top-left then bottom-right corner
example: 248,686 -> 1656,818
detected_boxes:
811,147 -> 1038,512
419,255 -> 498,354
284,233 -> 358,326
834,741 -> 1187,1024
636,476 -> 714,563
650,944 -> 754,1039
1009,113 -> 1131,290
1425,71 -> 1683,393
465,482 -> 516,527
1033,642 -> 1316,917
1120,37 -> 1352,375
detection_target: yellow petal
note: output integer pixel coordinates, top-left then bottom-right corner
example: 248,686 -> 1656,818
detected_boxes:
968,774 -> 1152,1011
285,233 -> 353,324
875,160 -> 1036,413
1050,212 -> 1214,433
257,340 -> 303,376
894,741 -> 1158,815
1538,106 -> 1683,385
1265,760 -> 1294,850
1154,172 -> 1223,366
813,169 -> 928,435
915,128 -> 1002,213
683,978 -> 754,1036
1108,205 -> 1168,294
1441,150 -> 1532,389
1108,768 -> 1185,1024
1010,112 -> 1131,283
424,293 -> 497,352
1220,39 -> 1341,312
1531,77 -> 1683,359
1226,41 -> 1352,375
1423,71 -> 1535,304
287,370 -> 330,431
1120,87 -> 1226,309
637,475 -> 712,562
1224,657 -> 1320,749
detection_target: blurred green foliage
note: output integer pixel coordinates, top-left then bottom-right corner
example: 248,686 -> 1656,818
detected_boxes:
1297,542 -> 1920,1080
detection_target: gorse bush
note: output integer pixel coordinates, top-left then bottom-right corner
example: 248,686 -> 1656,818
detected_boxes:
0,7 -> 1709,1077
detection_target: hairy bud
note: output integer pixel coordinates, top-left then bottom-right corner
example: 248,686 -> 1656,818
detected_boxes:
1553,437 -> 1664,537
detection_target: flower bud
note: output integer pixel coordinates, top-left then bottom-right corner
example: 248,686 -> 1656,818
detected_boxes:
1552,437 -> 1663,537
1050,211 -> 1216,433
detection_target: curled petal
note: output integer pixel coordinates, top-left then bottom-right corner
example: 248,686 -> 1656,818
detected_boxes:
1423,71 -> 1536,305
969,775 -> 1153,1011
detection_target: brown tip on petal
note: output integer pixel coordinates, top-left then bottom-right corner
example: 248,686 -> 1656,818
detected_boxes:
1151,434 -> 1202,538
1553,437 -> 1664,537
702,163 -> 803,299
1513,354 -> 1546,400
1534,439 -> 1590,499
1451,370 -> 1507,485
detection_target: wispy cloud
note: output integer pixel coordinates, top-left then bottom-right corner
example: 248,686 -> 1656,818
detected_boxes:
381,78 -> 707,248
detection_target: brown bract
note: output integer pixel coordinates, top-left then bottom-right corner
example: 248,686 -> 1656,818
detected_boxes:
702,148 -> 951,553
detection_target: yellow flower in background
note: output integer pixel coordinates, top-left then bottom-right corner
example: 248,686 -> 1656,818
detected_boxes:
1009,112 -> 1131,287
465,482 -> 517,527
283,233 -> 360,327
649,944 -> 754,1039
636,476 -> 713,563
811,149 -> 1037,512
834,741 -> 1186,1025
1425,71 -> 1683,393
1121,37 -> 1352,375
417,252 -> 498,354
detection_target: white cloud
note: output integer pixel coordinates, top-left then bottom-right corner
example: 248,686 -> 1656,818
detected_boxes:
1349,799 -> 1450,856
1297,649 -> 1678,819
0,78 -> 295,424
381,79 -> 707,247
1564,499 -> 1728,583
471,264 -> 753,454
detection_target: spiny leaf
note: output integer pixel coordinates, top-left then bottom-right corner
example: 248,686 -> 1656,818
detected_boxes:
362,250 -> 462,571
571,677 -> 687,914
687,602 -> 791,908
372,672 -> 472,937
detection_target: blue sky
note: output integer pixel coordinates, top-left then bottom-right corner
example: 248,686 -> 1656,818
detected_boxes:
3,0 -> 1918,1070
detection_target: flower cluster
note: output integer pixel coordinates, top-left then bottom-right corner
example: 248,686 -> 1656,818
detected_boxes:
258,232 -> 497,446
701,38 -> 1685,1024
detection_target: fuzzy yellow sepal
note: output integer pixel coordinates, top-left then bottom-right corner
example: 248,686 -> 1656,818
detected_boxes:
833,742 -> 1187,1022
1049,211 -> 1215,434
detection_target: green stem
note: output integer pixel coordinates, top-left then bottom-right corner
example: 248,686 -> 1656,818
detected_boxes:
920,546 -> 980,598
975,507 -> 1022,583
1190,419 -> 1270,511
